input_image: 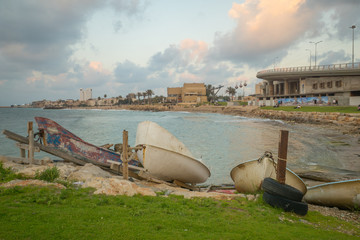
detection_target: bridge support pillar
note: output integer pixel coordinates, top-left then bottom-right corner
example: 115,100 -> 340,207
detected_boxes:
284,81 -> 289,95
268,81 -> 274,96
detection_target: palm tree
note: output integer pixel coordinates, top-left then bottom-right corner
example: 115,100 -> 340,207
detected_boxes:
206,84 -> 213,102
142,92 -> 147,104
226,87 -> 236,101
137,92 -> 142,104
146,89 -> 154,104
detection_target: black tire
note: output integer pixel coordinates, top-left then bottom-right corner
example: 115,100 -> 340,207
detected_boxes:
263,191 -> 308,216
261,177 -> 304,202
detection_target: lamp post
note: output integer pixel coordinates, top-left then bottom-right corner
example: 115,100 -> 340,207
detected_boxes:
306,49 -> 312,68
309,41 -> 322,67
350,25 -> 356,67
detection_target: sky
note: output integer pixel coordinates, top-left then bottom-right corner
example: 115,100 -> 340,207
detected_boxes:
0,0 -> 360,106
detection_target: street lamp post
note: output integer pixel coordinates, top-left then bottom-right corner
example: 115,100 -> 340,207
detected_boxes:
309,41 -> 322,67
306,49 -> 312,68
350,25 -> 356,67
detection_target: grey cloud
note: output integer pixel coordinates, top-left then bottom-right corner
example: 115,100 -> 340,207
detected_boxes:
318,50 -> 351,65
148,45 -> 184,70
114,60 -> 149,83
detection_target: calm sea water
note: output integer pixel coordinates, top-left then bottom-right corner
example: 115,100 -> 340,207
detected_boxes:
0,108 -> 359,185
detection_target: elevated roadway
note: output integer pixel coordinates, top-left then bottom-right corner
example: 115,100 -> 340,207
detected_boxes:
257,62 -> 360,81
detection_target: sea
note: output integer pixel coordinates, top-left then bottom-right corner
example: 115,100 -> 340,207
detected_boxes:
0,107 -> 359,185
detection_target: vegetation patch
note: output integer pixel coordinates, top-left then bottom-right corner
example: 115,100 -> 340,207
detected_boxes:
0,162 -> 22,183
260,106 -> 359,113
35,166 -> 60,182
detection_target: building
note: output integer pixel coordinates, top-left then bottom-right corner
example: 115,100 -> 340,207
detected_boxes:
167,83 -> 207,104
255,62 -> 360,106
80,88 -> 92,101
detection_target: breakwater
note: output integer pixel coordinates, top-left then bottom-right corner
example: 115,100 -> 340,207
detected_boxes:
100,105 -> 360,135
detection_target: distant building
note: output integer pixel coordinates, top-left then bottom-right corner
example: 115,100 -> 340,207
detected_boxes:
80,88 -> 92,101
255,62 -> 360,106
167,83 -> 207,104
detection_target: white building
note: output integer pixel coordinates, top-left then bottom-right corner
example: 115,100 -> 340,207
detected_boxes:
80,88 -> 92,101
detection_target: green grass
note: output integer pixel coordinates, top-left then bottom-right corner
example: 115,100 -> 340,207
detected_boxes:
0,163 -> 359,239
0,186 -> 358,240
260,106 -> 359,113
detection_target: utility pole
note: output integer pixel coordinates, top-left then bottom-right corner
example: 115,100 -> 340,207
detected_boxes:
309,41 -> 322,67
350,25 -> 356,67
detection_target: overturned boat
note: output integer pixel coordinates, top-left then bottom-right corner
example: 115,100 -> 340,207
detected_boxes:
304,179 -> 360,209
230,152 -> 307,194
135,121 -> 211,184
35,117 -> 138,166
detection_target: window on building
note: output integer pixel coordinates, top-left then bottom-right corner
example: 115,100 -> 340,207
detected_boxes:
335,80 -> 342,87
312,83 -> 318,89
327,81 -> 332,88
319,82 -> 325,89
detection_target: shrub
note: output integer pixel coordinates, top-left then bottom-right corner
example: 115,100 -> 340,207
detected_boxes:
35,167 -> 60,182
0,162 -> 19,183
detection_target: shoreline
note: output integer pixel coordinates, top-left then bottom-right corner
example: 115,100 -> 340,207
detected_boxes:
66,104 -> 360,136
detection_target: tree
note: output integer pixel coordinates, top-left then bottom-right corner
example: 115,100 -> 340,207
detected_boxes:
137,92 -> 142,104
225,87 -> 236,101
104,94 -> 107,98
206,84 -> 213,102
146,89 -> 154,104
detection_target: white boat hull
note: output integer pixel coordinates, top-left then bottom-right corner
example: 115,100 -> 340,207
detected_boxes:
230,157 -> 307,194
304,179 -> 360,209
136,121 -> 210,184
137,145 -> 210,183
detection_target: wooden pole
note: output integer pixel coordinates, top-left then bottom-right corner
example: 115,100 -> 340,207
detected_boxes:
276,130 -> 289,184
27,121 -> 34,164
122,130 -> 129,180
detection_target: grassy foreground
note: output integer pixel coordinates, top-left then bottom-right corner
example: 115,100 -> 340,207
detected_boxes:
260,106 -> 359,113
1,164 -> 359,239
0,186 -> 359,240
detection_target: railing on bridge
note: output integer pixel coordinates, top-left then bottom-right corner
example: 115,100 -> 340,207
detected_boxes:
257,62 -> 360,75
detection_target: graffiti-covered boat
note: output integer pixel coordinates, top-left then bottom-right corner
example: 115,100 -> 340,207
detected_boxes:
35,117 -> 138,166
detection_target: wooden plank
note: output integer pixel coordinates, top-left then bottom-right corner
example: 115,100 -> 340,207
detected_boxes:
122,130 -> 129,180
28,122 -> 34,164
138,171 -> 177,187
173,180 -> 197,191
276,130 -> 289,184
15,143 -> 40,152
107,160 -> 146,172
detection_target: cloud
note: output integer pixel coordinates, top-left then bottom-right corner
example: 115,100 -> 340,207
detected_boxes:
110,0 -> 149,32
318,50 -> 350,65
0,0 -> 148,105
114,60 -> 149,83
209,0 -> 360,67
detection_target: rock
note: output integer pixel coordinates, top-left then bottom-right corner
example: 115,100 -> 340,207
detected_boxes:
0,159 -> 28,172
67,163 -> 112,181
55,163 -> 80,179
83,177 -> 156,196
0,179 -> 65,189
17,165 -> 49,178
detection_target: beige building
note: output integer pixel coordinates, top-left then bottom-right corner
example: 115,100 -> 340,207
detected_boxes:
167,83 -> 207,104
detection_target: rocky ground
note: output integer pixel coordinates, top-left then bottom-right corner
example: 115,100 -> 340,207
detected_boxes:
1,156 -> 359,224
